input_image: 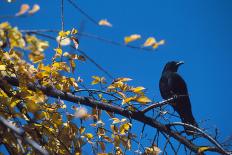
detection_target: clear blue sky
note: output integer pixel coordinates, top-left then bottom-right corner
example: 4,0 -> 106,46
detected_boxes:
0,0 -> 232,154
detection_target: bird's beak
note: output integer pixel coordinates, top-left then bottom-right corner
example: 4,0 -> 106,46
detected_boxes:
176,61 -> 184,66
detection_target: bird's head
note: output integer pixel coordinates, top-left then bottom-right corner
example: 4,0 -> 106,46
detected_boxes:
162,61 -> 184,73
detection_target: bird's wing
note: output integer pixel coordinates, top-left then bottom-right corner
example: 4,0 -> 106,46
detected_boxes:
168,72 -> 188,95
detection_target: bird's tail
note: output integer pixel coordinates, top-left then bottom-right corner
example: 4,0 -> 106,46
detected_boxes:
175,97 -> 198,135
180,112 -> 198,135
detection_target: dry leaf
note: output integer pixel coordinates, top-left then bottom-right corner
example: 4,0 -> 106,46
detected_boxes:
75,107 -> 88,118
98,19 -> 112,27
71,36 -> 79,49
124,34 -> 141,44
56,36 -> 71,46
16,4 -> 30,16
143,37 -> 156,47
28,4 -> 40,14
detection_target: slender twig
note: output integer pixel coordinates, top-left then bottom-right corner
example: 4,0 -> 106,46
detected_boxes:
73,89 -> 122,100
61,0 -> 65,31
79,32 -> 154,51
160,132 -> 177,154
0,116 -> 49,155
66,0 -> 99,26
20,31 -> 114,79
75,47 -> 114,80
142,95 -> 189,113
142,97 -> 175,113
0,14 -> 32,19
167,122 -> 229,154
19,29 -> 155,51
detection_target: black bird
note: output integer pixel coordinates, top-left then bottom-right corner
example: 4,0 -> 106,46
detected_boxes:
159,61 -> 198,135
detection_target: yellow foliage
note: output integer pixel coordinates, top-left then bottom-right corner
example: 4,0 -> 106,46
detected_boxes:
124,34 -> 141,44
198,146 -> 210,153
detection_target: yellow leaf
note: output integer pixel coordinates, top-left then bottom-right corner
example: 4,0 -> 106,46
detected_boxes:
114,77 -> 132,82
0,22 -> 11,29
120,123 -> 132,135
16,4 -> 30,16
198,146 -> 210,153
79,126 -> 85,134
158,39 -> 165,45
112,118 -> 120,124
85,133 -> 93,139
152,40 -> 165,49
92,76 -> 106,85
124,34 -> 141,44
136,96 -> 151,104
122,97 -> 136,104
63,52 -> 70,57
28,4 -> 40,14
143,37 -> 156,47
98,19 -> 112,27
131,86 -> 145,93
59,31 -> 70,37
54,48 -> 62,55
71,28 -> 78,34
0,65 -> 6,71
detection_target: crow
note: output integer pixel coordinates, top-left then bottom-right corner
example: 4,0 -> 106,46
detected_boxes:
159,61 -> 198,135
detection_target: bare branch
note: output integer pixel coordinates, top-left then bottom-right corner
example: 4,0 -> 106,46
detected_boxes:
167,122 -> 231,154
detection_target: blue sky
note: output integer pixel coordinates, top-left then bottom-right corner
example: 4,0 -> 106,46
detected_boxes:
0,0 -> 232,154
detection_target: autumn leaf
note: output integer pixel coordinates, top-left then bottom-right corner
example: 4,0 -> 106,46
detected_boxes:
56,36 -> 71,46
16,4 -> 30,16
120,123 -> 132,135
54,48 -> 62,55
145,145 -> 162,155
28,4 -> 40,14
198,146 -> 210,153
131,86 -> 145,93
75,107 -> 88,118
124,34 -> 141,44
59,31 -> 70,37
71,28 -> 78,34
71,36 -> 79,49
143,37 -> 165,49
85,133 -> 93,139
152,40 -> 165,49
98,19 -> 112,27
143,37 -> 156,47
136,96 -> 151,104
0,65 -> 6,71
91,76 -> 106,85
114,77 -> 132,82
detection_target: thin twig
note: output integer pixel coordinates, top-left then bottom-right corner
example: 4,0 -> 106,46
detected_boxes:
21,31 -> 114,79
73,89 -> 122,100
167,122 -> 229,154
19,29 -> 155,51
142,95 -> 189,113
66,0 -> 99,26
61,0 -> 65,31
0,116 -> 49,155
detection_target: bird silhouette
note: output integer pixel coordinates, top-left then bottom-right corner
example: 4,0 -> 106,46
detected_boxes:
159,61 -> 198,135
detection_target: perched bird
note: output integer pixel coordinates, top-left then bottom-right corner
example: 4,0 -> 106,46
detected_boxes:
159,61 -> 198,135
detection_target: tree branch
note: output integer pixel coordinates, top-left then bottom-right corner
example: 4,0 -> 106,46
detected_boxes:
0,116 -> 49,155
1,76 -> 231,154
